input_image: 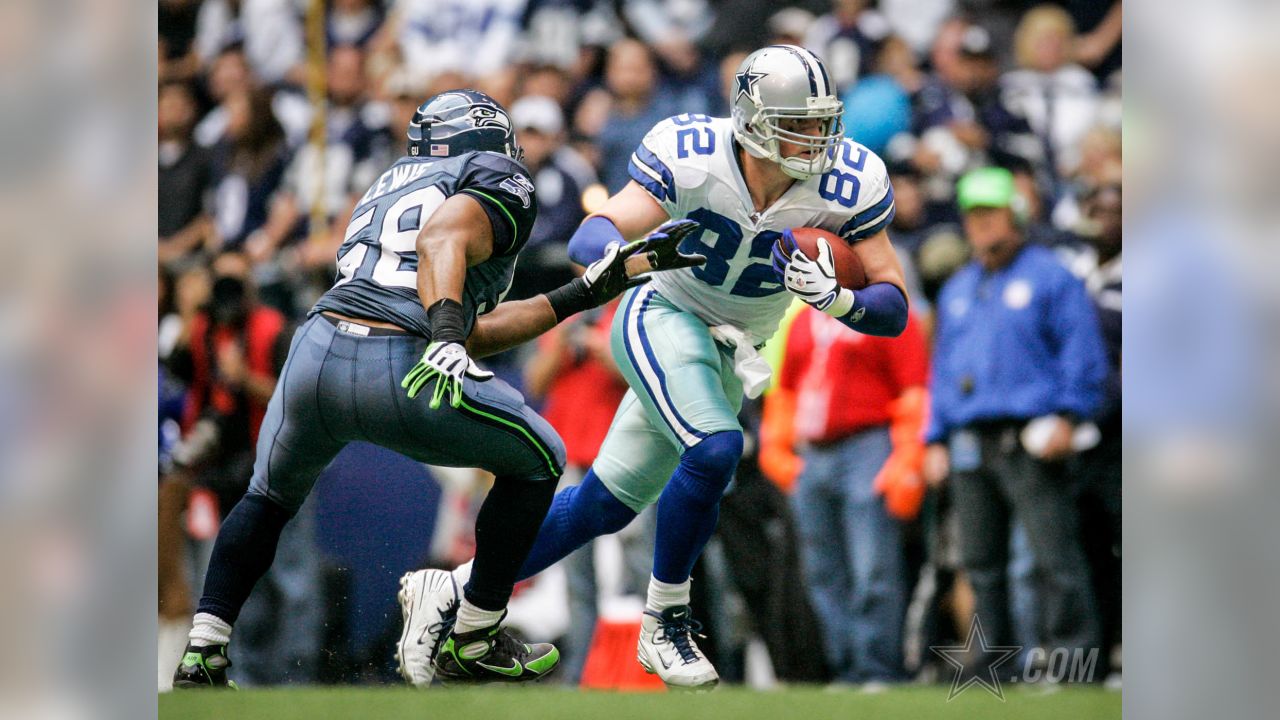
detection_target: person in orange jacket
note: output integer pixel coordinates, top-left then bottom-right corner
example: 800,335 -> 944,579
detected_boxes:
760,305 -> 929,684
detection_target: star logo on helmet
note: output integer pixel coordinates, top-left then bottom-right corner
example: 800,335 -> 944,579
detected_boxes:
736,68 -> 766,102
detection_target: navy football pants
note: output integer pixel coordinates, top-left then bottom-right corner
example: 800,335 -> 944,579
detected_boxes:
199,314 -> 565,622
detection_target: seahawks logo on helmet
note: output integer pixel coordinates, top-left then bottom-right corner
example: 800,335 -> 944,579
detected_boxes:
407,89 -> 524,163
468,105 -> 512,131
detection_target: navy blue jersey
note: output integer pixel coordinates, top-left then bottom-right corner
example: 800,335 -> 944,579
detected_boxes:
311,151 -> 537,338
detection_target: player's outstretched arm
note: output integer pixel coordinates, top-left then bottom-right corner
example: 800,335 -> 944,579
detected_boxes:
467,296 -> 561,360
465,242 -> 640,358
469,225 -> 705,358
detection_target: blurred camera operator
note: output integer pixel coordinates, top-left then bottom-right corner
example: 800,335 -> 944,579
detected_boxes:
165,251 -> 323,686
168,251 -> 288,514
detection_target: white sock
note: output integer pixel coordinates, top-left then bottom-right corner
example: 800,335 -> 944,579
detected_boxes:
188,612 -> 232,647
452,559 -> 474,587
452,598 -> 505,635
646,575 -> 692,614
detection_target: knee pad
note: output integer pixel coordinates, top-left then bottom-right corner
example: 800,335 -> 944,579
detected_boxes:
679,430 -> 744,489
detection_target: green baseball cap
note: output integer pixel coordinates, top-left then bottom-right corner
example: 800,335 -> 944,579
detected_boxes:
956,167 -> 1017,211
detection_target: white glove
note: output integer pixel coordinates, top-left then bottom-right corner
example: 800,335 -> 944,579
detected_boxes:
401,341 -> 494,409
782,238 -> 855,317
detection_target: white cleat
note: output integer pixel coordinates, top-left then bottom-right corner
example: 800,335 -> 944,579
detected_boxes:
395,568 -> 460,687
636,605 -> 720,690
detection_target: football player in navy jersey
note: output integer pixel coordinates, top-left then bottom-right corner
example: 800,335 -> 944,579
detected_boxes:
173,90 -> 703,688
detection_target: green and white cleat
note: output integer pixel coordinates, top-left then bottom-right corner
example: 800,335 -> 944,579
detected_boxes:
172,643 -> 239,689
434,618 -> 560,684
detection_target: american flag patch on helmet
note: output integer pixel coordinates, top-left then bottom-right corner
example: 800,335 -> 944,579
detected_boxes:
430,144 -> 449,156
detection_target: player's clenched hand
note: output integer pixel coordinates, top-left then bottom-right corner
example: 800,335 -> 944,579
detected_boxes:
547,221 -> 707,321
771,231 -> 849,314
626,219 -> 706,275
401,341 -> 493,409
580,240 -> 653,306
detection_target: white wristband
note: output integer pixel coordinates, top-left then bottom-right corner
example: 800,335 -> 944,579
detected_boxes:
823,288 -> 856,318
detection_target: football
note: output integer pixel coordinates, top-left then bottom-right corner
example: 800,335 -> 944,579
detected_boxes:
786,227 -> 868,289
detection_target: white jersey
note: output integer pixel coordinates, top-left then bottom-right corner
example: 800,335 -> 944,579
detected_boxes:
627,115 -> 895,340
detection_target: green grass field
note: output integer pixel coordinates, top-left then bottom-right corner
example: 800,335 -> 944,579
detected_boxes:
160,685 -> 1120,720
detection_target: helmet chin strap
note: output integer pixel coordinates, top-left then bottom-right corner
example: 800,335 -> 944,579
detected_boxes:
771,137 -> 834,180
779,161 -> 817,180
781,142 -> 841,179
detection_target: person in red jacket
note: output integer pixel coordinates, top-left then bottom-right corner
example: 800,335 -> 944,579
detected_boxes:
166,252 -> 321,686
172,251 -> 290,514
773,305 -> 929,684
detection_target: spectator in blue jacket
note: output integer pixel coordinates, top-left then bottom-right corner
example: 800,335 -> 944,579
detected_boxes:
922,166 -> 1106,663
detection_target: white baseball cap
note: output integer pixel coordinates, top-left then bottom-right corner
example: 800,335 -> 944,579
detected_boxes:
510,95 -> 564,135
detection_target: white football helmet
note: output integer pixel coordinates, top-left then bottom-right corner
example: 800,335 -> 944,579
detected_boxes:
731,45 -> 845,180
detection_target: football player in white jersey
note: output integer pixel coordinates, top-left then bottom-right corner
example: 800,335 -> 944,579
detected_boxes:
397,45 -> 909,689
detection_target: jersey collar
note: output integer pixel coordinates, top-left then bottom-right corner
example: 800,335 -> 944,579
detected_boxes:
728,134 -> 810,226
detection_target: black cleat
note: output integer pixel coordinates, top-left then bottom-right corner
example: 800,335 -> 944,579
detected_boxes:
434,618 -> 560,684
172,643 -> 238,689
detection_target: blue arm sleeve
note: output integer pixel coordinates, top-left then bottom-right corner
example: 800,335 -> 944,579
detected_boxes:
835,282 -> 909,337
567,216 -> 626,266
1051,274 -> 1108,419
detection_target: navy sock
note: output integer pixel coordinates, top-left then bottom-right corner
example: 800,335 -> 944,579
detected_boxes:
465,475 -> 557,611
196,492 -> 295,625
512,468 -> 637,582
652,431 -> 743,584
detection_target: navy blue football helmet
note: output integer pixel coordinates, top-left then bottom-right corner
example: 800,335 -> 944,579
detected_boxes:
407,89 -> 523,163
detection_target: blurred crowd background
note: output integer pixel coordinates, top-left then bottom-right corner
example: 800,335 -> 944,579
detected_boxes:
156,0 -> 1123,691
